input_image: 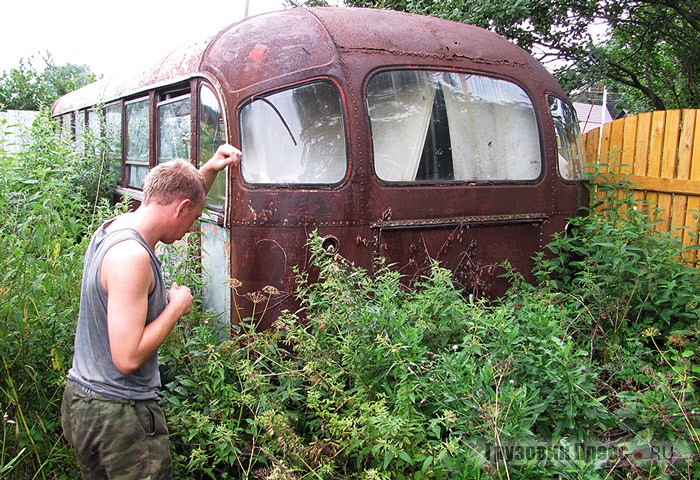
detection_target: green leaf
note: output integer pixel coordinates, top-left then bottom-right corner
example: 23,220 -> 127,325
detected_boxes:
421,454 -> 434,472
398,450 -> 413,465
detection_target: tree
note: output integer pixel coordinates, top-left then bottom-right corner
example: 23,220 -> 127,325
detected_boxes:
587,0 -> 700,112
340,0 -> 700,112
0,52 -> 98,111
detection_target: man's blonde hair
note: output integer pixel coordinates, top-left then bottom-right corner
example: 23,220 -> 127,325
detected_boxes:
143,160 -> 206,207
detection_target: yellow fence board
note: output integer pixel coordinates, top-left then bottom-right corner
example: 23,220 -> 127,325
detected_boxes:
685,110 -> 700,262
632,113 -> 652,208
582,109 -> 700,263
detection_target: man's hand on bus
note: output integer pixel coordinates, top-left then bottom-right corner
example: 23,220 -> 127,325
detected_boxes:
207,143 -> 242,172
200,143 -> 242,192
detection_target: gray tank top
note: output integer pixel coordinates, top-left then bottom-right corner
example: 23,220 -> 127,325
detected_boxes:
67,222 -> 167,400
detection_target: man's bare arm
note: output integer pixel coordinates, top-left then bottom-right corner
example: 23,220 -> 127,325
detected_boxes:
103,241 -> 193,375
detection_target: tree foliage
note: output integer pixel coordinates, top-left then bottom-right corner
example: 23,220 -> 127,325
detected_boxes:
590,0 -> 700,112
0,52 -> 98,111
340,0 -> 700,112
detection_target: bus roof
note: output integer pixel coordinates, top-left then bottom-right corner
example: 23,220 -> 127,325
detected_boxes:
52,7 -> 562,115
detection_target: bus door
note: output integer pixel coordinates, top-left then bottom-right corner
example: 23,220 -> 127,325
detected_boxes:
197,84 -> 231,329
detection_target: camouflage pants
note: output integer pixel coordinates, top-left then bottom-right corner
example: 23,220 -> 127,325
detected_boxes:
61,381 -> 172,480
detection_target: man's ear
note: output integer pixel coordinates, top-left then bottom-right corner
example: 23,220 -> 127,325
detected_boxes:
175,198 -> 191,217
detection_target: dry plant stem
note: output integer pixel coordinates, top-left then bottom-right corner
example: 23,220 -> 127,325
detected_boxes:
491,358 -> 512,480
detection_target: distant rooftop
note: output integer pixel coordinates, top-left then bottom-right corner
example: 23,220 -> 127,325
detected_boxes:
574,102 -> 614,133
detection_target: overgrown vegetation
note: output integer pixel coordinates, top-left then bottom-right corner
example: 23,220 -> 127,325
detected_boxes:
1,114 -> 699,478
0,111 -> 118,479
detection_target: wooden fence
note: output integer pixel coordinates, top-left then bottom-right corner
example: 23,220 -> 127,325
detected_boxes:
580,109 -> 700,262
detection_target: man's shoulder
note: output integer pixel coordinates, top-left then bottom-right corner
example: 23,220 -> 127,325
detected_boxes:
100,238 -> 154,292
103,237 -> 150,261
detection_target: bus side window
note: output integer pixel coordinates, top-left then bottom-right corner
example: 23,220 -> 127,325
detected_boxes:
88,108 -> 102,138
549,96 -> 585,181
61,113 -> 73,140
125,98 -> 150,188
199,84 -> 226,209
75,110 -> 86,153
158,92 -> 191,165
105,102 -> 123,182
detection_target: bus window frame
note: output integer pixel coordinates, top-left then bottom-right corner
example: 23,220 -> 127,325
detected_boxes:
238,78 -> 349,189
365,67 -> 545,187
156,91 -> 192,165
197,81 -> 228,222
124,96 -> 151,189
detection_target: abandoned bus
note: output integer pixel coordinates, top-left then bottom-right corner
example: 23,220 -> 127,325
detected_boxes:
52,7 -> 587,330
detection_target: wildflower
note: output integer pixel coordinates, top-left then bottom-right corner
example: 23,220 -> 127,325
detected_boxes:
642,327 -> 660,338
452,345 -> 459,352
262,285 -> 280,295
441,410 -> 457,425
509,379 -> 515,386
225,277 -> 243,289
246,291 -> 266,304
667,333 -> 689,348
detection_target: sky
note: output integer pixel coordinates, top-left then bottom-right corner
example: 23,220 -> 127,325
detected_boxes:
0,0 -> 307,79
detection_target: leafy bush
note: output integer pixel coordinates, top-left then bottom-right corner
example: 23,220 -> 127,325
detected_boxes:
160,185 -> 700,479
159,236 -> 610,479
535,179 -> 700,348
529,179 -> 700,478
0,110 -> 117,479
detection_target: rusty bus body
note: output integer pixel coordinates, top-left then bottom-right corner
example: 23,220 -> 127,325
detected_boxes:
52,7 -> 587,330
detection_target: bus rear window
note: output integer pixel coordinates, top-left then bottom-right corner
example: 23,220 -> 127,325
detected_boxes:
367,71 -> 541,183
240,81 -> 347,185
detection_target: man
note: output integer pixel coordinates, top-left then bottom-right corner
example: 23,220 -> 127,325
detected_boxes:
61,144 -> 242,479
